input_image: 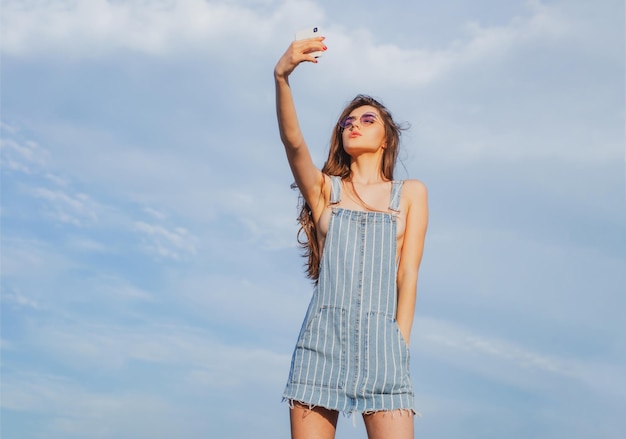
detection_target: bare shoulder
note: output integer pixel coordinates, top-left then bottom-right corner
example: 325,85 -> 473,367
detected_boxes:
400,179 -> 428,239
401,179 -> 428,205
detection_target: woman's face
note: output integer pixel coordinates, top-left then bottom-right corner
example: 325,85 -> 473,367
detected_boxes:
340,105 -> 386,155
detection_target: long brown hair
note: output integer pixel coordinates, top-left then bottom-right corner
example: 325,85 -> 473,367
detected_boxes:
296,94 -> 405,281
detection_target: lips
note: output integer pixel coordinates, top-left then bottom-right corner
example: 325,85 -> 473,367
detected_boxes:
349,131 -> 361,138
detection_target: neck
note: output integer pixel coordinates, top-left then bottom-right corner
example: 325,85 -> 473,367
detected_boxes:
349,152 -> 386,184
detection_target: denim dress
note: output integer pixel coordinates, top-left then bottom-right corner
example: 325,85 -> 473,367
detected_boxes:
283,176 -> 414,414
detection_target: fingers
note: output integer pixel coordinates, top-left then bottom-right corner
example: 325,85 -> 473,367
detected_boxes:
297,40 -> 327,65
294,36 -> 327,59
274,37 -> 327,78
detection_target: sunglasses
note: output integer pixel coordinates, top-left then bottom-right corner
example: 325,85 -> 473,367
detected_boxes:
338,112 -> 380,129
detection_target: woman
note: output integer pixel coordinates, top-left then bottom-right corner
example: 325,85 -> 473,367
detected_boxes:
275,34 -> 428,439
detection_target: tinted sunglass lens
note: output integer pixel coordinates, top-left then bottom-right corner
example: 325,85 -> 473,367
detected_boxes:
361,114 -> 376,124
340,116 -> 355,129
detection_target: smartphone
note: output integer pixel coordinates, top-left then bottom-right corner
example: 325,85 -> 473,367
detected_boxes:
295,27 -> 323,58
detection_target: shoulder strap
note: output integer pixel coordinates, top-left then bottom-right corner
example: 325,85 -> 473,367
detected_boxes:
329,176 -> 342,204
389,180 -> 404,212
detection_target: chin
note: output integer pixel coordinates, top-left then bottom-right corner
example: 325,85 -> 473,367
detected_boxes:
344,144 -> 380,154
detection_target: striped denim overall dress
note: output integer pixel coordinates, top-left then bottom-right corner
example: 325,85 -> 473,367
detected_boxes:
284,176 -> 414,414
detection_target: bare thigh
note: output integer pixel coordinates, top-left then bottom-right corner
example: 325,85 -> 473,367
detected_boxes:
363,410 -> 414,439
289,401 -> 339,439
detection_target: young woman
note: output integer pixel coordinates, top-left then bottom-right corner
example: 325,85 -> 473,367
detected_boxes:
275,34 -> 428,439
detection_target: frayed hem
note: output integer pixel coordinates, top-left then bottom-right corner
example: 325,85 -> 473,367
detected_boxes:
282,398 -> 421,420
283,398 -> 317,412
362,408 -> 420,418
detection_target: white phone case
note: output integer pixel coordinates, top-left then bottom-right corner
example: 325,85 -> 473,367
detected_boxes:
295,27 -> 323,58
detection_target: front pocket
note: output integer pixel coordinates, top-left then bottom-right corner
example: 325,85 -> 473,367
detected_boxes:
361,312 -> 412,395
291,306 -> 347,389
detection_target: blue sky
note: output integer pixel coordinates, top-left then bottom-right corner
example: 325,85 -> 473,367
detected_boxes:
1,0 -> 624,438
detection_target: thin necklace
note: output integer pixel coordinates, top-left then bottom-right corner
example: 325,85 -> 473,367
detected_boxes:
348,179 -> 389,213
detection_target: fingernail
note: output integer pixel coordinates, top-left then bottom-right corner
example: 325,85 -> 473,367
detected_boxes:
323,45 -> 327,50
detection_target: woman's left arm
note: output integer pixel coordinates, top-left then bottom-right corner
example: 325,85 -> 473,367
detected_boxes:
396,180 -> 429,344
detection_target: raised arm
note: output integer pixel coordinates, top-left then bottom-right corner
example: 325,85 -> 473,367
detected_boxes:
274,37 -> 328,212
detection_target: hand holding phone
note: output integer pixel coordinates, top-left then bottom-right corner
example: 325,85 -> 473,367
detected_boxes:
295,27 -> 323,59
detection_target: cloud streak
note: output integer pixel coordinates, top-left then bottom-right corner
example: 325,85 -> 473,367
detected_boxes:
133,221 -> 197,259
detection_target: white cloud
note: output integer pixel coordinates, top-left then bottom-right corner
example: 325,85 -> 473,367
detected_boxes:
2,289 -> 41,309
133,220 -> 197,259
1,127 -> 208,257
2,0 -> 574,89
2,120 -> 299,249
142,206 -> 167,220
1,127 -> 110,227
32,187 -> 99,226
1,0 -> 323,57
0,136 -> 49,174
324,1 -> 579,91
12,122 -> 222,222
417,317 -> 573,375
460,0 -> 568,56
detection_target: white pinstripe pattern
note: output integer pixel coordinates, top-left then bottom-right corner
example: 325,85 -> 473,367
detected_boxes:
284,177 -> 414,414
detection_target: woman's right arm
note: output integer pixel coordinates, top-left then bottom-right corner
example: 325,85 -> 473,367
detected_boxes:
274,37 -> 328,211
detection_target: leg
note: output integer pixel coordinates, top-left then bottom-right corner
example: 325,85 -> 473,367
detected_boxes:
289,401 -> 339,439
363,410 -> 414,439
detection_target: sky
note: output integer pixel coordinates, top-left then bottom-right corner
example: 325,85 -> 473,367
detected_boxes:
1,0 -> 624,438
